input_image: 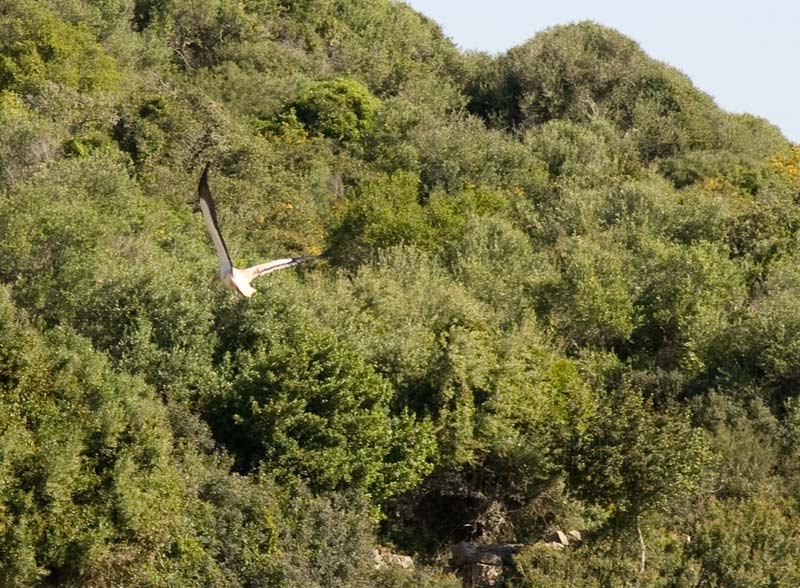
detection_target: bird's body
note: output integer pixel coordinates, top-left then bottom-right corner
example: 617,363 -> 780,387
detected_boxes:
223,266 -> 257,297
198,164 -> 322,297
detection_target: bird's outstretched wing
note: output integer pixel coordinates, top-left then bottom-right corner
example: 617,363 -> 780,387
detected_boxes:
243,255 -> 323,281
198,163 -> 233,276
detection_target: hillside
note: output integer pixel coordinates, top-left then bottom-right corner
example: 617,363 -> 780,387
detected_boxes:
1,1 -> 800,586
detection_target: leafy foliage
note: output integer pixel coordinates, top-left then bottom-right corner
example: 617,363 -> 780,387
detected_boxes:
206,289 -> 435,500
0,0 -> 119,95
286,77 -> 380,144
0,1 -> 798,586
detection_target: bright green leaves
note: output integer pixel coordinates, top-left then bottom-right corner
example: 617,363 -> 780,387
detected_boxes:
0,0 -> 119,95
309,246 -> 594,475
631,238 -> 745,372
289,78 -> 380,144
0,291 -> 185,585
0,155 -> 218,399
329,171 -> 429,265
478,318 -> 597,469
223,331 -> 432,499
329,171 -> 516,267
686,490 -> 800,587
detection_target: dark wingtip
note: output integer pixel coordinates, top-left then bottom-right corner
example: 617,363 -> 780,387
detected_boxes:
199,162 -> 211,188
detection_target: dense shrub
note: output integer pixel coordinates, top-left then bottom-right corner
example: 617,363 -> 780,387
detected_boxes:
0,1 -> 798,585
287,77 -> 380,144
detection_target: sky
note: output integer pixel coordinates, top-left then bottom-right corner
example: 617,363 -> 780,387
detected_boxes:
403,0 -> 799,144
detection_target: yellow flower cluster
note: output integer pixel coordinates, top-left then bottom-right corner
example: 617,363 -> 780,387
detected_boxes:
770,146 -> 800,184
702,176 -> 736,193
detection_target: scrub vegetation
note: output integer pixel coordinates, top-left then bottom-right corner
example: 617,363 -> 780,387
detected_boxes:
1,1 -> 799,585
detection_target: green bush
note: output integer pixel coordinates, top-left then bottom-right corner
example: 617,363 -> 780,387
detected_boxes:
564,384 -> 712,525
0,287 -> 186,585
0,0 -> 119,94
206,286 -> 435,500
289,77 -> 380,144
0,1 -> 798,584
472,21 -> 749,163
0,91 -> 61,189
547,235 -> 638,351
328,171 -> 431,265
631,238 -> 746,373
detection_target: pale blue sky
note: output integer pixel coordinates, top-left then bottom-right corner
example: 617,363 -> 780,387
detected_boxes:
404,0 -> 799,143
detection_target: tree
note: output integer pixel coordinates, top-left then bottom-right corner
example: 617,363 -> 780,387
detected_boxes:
566,385 -> 710,524
205,288 -> 435,501
288,78 -> 380,144
0,0 -> 119,95
563,383 -> 711,575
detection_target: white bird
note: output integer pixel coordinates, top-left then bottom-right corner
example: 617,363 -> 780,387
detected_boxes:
197,163 -> 323,297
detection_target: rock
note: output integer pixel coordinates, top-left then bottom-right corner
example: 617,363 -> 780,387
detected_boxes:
476,551 -> 503,566
459,563 -> 504,587
480,543 -> 523,565
567,530 -> 582,543
451,541 -> 479,567
451,541 -> 522,567
450,542 -> 522,587
545,530 -> 570,546
373,547 -> 414,570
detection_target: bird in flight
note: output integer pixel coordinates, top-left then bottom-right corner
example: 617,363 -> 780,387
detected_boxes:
197,163 -> 323,297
